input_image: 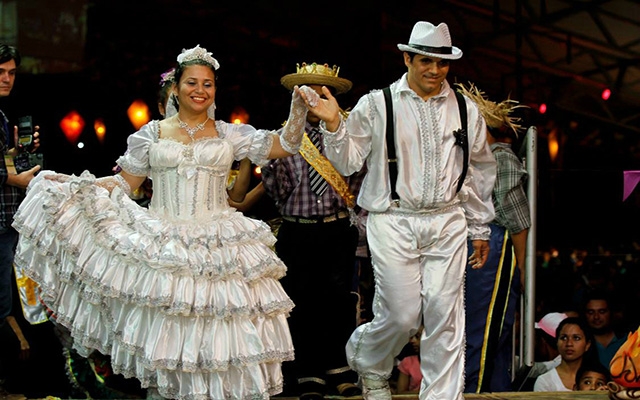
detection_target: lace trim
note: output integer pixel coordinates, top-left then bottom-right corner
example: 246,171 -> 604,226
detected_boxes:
468,223 -> 491,241
95,174 -> 132,197
321,118 -> 347,147
158,135 -> 222,146
253,131 -> 274,167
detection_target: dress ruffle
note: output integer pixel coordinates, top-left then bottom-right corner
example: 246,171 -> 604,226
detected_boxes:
13,171 -> 294,400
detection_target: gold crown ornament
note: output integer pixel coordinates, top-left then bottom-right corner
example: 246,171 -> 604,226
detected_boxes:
281,62 -> 353,94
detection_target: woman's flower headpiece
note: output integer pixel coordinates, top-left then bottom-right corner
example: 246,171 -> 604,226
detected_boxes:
159,68 -> 175,86
177,45 -> 220,70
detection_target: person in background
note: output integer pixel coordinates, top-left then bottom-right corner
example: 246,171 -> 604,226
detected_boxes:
298,21 -> 496,400
534,317 -> 596,392
573,360 -> 610,391
581,289 -> 627,369
457,83 -> 530,393
0,42 -> 40,398
395,325 -> 423,394
11,44 -> 323,400
261,62 -> 363,399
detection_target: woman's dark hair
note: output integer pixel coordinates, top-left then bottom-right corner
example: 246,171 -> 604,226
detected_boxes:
556,316 -> 593,344
157,82 -> 173,112
173,59 -> 216,85
0,43 -> 21,66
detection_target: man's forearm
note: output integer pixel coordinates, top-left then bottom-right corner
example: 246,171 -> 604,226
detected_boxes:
511,228 -> 529,271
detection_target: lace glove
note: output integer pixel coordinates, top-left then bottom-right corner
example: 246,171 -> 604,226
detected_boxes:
96,174 -> 132,196
280,85 -> 319,154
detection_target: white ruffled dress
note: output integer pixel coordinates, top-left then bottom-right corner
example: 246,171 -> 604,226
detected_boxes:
12,120 -> 294,400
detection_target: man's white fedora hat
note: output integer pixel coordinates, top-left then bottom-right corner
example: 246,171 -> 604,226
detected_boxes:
397,21 -> 463,60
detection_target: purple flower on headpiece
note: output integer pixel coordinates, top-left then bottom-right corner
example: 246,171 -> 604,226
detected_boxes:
160,68 -> 175,86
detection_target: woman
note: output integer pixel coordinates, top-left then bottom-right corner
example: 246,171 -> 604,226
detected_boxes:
11,45 -> 318,400
534,317 -> 596,392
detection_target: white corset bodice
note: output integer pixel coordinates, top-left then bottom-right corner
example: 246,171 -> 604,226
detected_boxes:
148,137 -> 234,221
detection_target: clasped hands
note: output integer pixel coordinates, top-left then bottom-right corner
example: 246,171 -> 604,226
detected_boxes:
294,85 -> 342,132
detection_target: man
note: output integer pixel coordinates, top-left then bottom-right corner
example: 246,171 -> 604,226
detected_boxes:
458,83 -> 531,393
582,290 -> 626,369
261,62 -> 364,399
300,21 -> 496,400
0,42 -> 40,395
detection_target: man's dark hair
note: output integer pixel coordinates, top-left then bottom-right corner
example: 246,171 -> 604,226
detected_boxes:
582,289 -> 612,311
574,359 -> 610,388
0,43 -> 21,67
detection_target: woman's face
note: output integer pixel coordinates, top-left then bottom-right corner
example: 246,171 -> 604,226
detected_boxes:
174,65 -> 215,114
557,323 -> 591,362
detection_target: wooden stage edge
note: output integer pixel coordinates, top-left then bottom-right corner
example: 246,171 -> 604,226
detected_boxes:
289,391 -> 611,400
21,392 -> 613,400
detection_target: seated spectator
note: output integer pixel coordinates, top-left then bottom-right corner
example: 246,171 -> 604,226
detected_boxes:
396,325 -> 423,394
581,289 -> 627,369
534,317 -> 597,392
573,360 -> 610,391
512,312 -> 567,391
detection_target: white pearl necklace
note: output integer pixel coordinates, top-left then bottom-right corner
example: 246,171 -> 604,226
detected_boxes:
177,116 -> 209,140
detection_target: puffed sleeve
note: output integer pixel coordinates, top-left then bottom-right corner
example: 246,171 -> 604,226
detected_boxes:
322,93 -> 374,176
218,120 -> 275,167
116,121 -> 158,177
461,101 -> 497,241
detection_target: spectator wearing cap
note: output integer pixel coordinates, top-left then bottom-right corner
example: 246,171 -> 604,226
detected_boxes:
261,62 -> 364,399
512,312 -> 569,391
299,20 -> 497,400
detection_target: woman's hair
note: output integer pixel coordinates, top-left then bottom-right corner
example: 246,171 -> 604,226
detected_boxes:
158,83 -> 173,111
173,59 -> 216,85
555,316 -> 593,344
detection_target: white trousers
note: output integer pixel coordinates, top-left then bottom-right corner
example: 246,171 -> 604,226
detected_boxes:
346,207 -> 467,400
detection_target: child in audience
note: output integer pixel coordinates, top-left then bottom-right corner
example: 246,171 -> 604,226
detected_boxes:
573,360 -> 610,391
396,326 -> 423,394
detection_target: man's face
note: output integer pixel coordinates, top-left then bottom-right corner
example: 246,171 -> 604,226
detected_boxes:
585,299 -> 611,331
306,84 -> 326,125
404,53 -> 450,100
0,59 -> 17,98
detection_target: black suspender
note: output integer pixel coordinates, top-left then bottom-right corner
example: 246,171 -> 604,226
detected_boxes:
453,90 -> 469,193
383,87 -> 469,202
382,87 -> 399,200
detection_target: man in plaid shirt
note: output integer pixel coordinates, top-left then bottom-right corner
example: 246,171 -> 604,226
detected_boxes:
0,43 -> 41,330
261,62 -> 365,399
460,83 -> 531,393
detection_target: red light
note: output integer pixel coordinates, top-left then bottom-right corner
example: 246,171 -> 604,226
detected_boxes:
601,88 -> 611,100
60,111 -> 85,144
127,100 -> 150,130
230,106 -> 249,124
538,103 -> 547,114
